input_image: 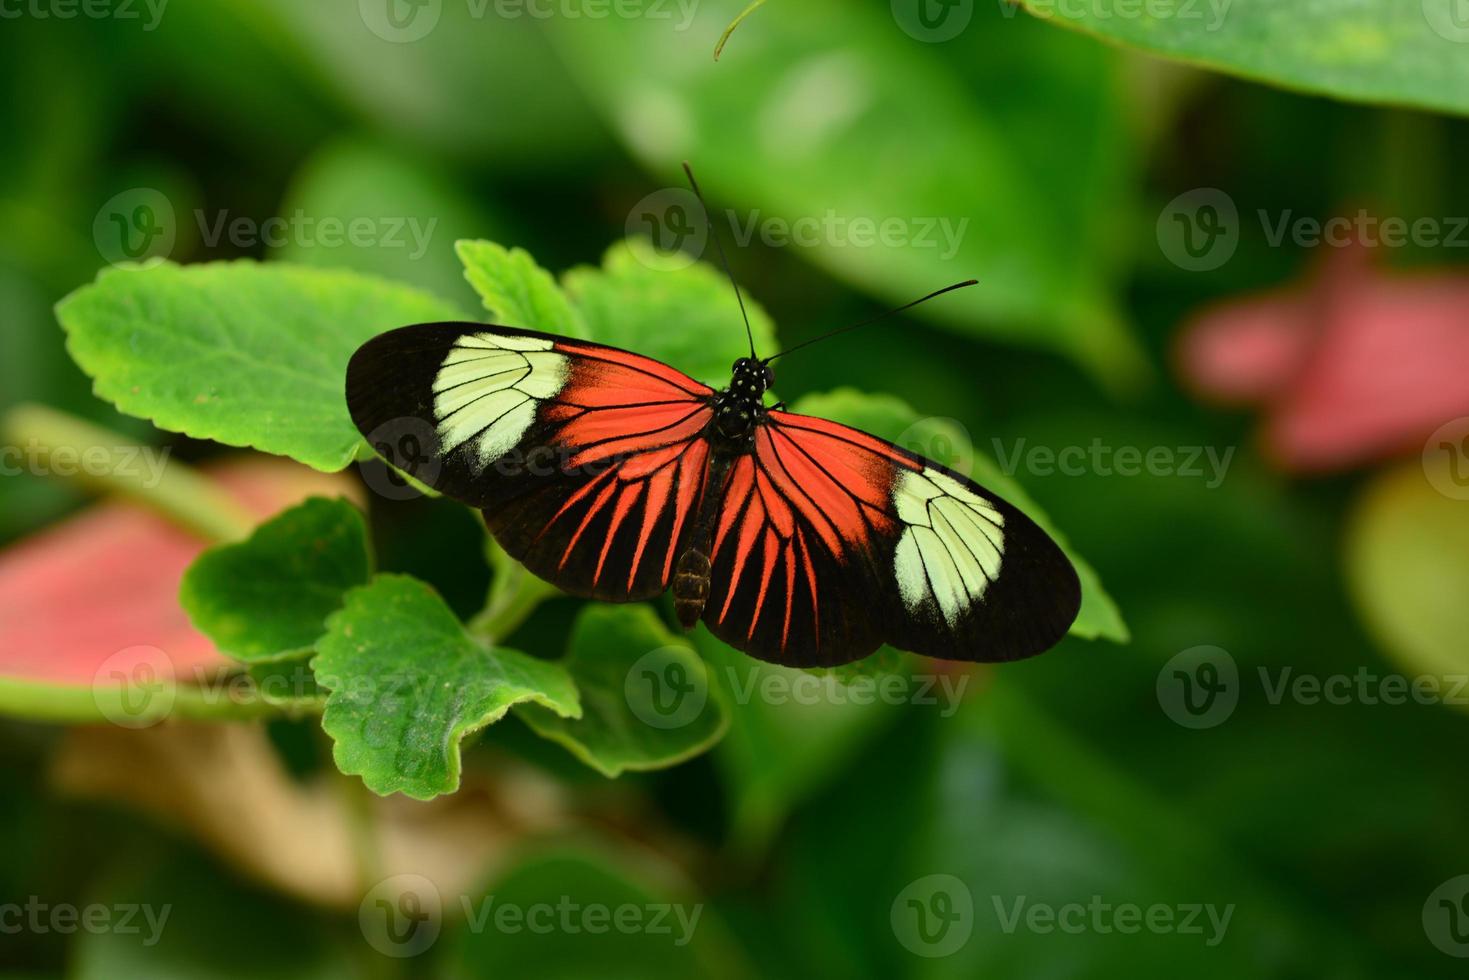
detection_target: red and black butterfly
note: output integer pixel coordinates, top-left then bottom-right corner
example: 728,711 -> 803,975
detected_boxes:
346,180 -> 1080,669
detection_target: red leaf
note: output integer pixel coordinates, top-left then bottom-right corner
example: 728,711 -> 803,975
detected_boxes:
1177,241 -> 1469,473
0,458 -> 360,687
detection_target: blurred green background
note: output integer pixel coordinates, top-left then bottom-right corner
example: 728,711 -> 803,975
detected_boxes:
3,0 -> 1469,977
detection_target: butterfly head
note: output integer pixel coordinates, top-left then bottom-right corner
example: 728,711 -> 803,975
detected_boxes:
713,358 -> 774,444
731,357 -> 774,394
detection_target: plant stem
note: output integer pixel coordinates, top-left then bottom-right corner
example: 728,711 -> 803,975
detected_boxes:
1,402 -> 254,543
714,0 -> 766,60
467,539 -> 557,645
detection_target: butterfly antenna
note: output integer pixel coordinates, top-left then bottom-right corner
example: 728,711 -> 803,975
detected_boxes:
681,161 -> 756,359
764,279 -> 978,363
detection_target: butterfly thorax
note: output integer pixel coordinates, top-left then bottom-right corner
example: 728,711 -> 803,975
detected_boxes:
710,357 -> 773,449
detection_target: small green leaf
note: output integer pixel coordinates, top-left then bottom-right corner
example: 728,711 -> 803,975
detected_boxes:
180,497 -> 372,664
56,260 -> 465,471
791,388 -> 1128,643
1347,457 -> 1469,688
561,239 -> 777,389
517,605 -> 729,777
456,239 -> 587,337
1017,0 -> 1469,119
313,574 -> 581,799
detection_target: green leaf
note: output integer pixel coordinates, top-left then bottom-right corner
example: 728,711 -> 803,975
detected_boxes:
313,574 -> 581,799
456,239 -> 587,337
1346,457 -> 1469,687
180,497 -> 372,664
516,605 -> 729,777
561,239 -> 777,389
55,260 -> 465,471
790,388 -> 1128,642
547,0 -> 1140,379
1017,0 -> 1469,119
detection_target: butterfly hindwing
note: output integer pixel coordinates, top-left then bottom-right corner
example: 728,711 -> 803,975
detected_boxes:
700,410 -> 1081,667
346,323 -> 715,601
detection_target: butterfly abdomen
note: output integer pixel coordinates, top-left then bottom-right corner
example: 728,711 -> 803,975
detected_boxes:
673,548 -> 712,629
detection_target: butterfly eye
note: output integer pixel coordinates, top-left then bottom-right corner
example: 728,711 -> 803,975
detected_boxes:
762,364 -> 774,388
731,358 -> 746,374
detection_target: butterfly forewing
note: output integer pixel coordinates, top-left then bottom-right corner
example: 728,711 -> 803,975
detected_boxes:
347,323 -> 715,601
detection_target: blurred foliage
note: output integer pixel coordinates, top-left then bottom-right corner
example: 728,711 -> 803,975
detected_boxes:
2,0 -> 1469,978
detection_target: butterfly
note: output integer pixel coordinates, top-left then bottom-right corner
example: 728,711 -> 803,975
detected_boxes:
345,175 -> 1080,669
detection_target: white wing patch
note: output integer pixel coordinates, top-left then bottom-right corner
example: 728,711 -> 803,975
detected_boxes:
892,467 -> 1005,626
432,332 -> 567,469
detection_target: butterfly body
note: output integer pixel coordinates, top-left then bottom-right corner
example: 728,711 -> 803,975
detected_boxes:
347,322 -> 1081,668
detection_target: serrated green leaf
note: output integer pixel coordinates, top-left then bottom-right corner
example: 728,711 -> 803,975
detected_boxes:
791,388 -> 1128,643
313,574 -> 581,800
516,605 -> 728,777
55,260 -> 465,471
561,239 -> 777,389
456,239 -> 587,337
180,497 -> 372,664
1017,0 -> 1469,118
